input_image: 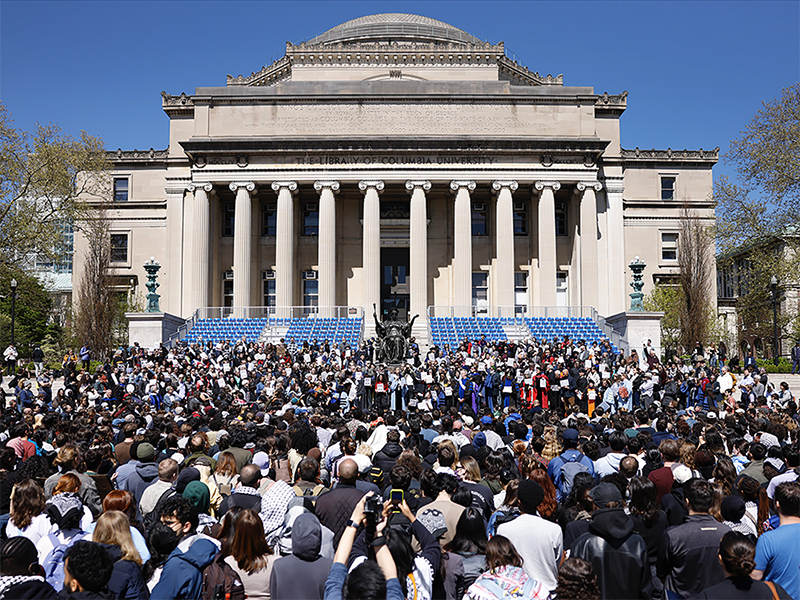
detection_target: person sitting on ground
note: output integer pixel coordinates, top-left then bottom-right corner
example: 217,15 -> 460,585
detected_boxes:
218,464 -> 262,518
697,531 -> 792,599
464,535 -> 548,600
90,510 -> 149,600
0,536 -> 58,599
61,540 -> 116,600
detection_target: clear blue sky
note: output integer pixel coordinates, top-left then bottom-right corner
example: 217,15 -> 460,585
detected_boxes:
1,0 -> 798,186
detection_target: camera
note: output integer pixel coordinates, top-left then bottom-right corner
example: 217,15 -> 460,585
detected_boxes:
363,495 -> 383,528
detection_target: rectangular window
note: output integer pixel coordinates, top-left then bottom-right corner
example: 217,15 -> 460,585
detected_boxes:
472,272 -> 488,308
514,271 -> 528,307
661,232 -> 678,261
303,203 -> 319,236
513,204 -> 528,236
661,176 -> 676,201
556,272 -> 568,308
262,272 -> 276,307
472,205 -> 487,236
262,203 -> 276,236
303,279 -> 319,307
555,201 -> 568,236
222,202 -> 235,237
110,233 -> 128,263
223,278 -> 233,308
113,178 -> 129,202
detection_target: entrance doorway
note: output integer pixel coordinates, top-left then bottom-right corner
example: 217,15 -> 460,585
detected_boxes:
381,248 -> 410,320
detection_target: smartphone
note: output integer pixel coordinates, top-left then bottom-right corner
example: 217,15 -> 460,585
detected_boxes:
389,489 -> 404,511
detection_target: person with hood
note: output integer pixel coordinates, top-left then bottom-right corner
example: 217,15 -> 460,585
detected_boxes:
182,480 -> 216,535
90,510 -> 149,600
151,496 -> 219,600
61,541 -> 116,600
593,431 -> 629,478
372,428 -> 404,474
0,536 -> 58,600
270,512 -> 334,600
121,444 -> 159,507
569,483 -> 652,599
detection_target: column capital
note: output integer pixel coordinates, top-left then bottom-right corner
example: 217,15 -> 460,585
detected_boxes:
533,181 -> 561,193
405,180 -> 432,193
187,182 -> 213,193
313,180 -> 341,194
271,181 -> 298,194
450,180 -> 476,193
491,180 -> 519,194
576,181 -> 603,193
358,180 -> 385,193
229,181 -> 256,193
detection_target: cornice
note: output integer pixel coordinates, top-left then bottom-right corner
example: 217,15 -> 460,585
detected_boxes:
226,41 -> 563,88
594,91 -> 628,115
108,148 -> 169,166
621,146 -> 719,166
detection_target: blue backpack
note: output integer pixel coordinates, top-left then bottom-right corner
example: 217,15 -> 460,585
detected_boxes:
559,453 -> 590,498
42,532 -> 86,591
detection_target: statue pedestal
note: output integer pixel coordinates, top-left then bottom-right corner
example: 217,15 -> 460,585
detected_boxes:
606,311 -> 664,360
126,312 -> 185,349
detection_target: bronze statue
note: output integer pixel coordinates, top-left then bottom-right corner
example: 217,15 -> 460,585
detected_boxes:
373,304 -> 418,365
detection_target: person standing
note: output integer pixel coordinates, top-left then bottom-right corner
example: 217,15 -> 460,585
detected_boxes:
496,479 -> 563,596
753,481 -> 800,600
32,345 -> 45,378
3,343 -> 18,376
657,478 -> 730,599
79,344 -> 91,370
792,341 -> 800,375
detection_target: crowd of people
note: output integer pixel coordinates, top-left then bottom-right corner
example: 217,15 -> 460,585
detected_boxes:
0,333 -> 798,600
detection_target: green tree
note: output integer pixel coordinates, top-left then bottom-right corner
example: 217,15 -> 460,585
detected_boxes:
0,103 -> 108,271
643,285 -> 682,357
0,269 -> 60,357
715,83 -> 800,354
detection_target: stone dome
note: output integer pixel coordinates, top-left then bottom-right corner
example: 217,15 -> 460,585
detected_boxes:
305,13 -> 485,46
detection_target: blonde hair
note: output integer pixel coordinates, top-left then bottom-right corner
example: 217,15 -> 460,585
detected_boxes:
92,510 -> 142,565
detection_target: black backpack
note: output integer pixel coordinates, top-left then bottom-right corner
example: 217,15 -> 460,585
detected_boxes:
142,486 -> 178,535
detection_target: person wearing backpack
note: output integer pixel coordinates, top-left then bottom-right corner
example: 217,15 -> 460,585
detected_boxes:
217,464 -> 262,518
546,429 -> 595,502
36,492 -> 87,591
464,535 -> 548,600
293,457 -> 328,501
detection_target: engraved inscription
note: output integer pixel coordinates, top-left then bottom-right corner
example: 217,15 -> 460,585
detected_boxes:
218,102 -> 562,137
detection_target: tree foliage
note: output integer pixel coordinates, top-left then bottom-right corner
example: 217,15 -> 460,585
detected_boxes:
715,83 -> 800,352
0,269 -> 59,357
643,285 -> 682,357
0,103 -> 109,271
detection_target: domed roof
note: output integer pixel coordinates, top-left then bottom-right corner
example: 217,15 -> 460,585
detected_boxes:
305,13 -> 485,46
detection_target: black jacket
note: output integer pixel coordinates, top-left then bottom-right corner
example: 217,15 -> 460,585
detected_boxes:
0,576 -> 59,599
697,576 -> 792,600
373,442 -> 404,474
314,483 -> 366,545
657,514 -> 729,599
570,508 -> 652,600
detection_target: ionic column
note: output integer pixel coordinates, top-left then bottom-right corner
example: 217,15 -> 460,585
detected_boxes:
492,180 -> 518,309
578,181 -> 603,309
605,177 -> 625,315
406,180 -> 431,319
272,181 -> 298,315
359,180 -> 384,317
188,182 -> 213,312
450,180 -> 476,314
314,180 -> 340,317
230,182 -> 256,316
534,181 -> 560,306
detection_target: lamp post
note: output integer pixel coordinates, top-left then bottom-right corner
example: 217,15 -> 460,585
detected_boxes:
770,275 -> 779,366
9,278 -> 17,375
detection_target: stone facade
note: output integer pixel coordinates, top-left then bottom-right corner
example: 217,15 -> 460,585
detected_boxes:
75,13 -> 717,333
